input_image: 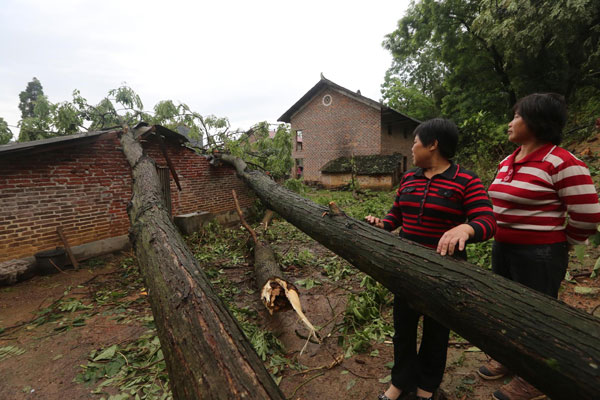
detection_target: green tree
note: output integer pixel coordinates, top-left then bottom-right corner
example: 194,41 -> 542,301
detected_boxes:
18,94 -> 54,142
0,117 -> 12,144
151,100 -> 233,149
18,77 -> 45,119
382,0 -> 515,123
473,0 -> 600,102
382,0 -> 600,164
14,83 -> 237,148
382,0 -> 600,122
381,73 -> 439,120
12,82 -> 293,177
226,122 -> 292,180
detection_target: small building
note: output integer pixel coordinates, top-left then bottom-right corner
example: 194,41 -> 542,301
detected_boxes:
278,75 -> 420,187
320,153 -> 405,190
0,126 -> 253,268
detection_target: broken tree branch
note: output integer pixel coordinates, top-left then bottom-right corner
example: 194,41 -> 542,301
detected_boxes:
232,189 -> 258,245
231,189 -> 319,346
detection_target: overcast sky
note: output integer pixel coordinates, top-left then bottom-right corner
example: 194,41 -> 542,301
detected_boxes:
0,0 -> 411,139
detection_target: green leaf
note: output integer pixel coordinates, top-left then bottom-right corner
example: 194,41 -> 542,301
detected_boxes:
0,345 -> 26,361
574,286 -> 599,296
564,270 -> 577,284
379,374 -> 392,383
384,361 -> 394,369
107,394 -> 130,400
589,231 -> 600,246
370,349 -> 380,357
295,278 -> 321,290
105,359 -> 125,377
93,345 -> 118,361
574,245 -> 586,261
346,379 -> 356,390
591,257 -> 600,279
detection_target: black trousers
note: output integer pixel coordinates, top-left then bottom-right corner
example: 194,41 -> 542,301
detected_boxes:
390,296 -> 449,393
492,241 -> 569,298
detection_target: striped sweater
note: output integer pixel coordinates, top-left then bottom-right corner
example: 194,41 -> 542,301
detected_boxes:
488,143 -> 600,245
382,164 -> 496,249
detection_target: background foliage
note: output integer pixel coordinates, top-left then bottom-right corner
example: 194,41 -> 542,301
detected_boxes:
9,80 -> 238,150
5,79 -> 294,180
381,0 -> 600,168
225,122 -> 293,181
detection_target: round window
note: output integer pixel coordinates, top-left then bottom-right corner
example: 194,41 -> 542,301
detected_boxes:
322,94 -> 332,106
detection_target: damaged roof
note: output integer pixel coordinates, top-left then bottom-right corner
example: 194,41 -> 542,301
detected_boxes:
277,74 -> 420,125
0,124 -> 188,157
321,153 -> 404,175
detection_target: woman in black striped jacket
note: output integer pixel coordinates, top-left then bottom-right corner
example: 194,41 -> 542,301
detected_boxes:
366,118 -> 496,400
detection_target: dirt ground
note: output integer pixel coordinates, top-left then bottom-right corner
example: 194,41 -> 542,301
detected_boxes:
1,231 -> 599,400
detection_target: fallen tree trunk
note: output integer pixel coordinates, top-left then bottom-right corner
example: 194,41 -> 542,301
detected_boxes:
219,153 -> 600,400
120,128 -> 285,400
231,190 -> 318,342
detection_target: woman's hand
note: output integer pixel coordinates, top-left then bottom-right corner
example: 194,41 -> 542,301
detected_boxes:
365,215 -> 385,229
437,224 -> 475,256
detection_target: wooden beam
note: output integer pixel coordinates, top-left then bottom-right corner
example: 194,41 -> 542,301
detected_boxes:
57,227 -> 79,270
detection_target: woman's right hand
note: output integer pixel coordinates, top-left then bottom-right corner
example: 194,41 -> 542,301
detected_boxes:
365,215 -> 385,229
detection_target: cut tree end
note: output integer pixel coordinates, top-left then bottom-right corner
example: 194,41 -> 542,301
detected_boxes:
260,277 -> 321,344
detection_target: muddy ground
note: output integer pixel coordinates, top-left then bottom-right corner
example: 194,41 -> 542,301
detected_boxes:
1,217 -> 599,400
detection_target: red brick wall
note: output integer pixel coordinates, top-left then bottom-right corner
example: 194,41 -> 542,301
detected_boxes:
380,122 -> 415,159
0,132 -> 253,262
290,89 -> 382,182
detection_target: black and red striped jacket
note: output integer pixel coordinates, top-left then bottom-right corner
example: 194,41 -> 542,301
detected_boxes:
382,164 -> 496,249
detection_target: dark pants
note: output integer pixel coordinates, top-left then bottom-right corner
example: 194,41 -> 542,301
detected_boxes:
391,296 -> 449,393
492,241 -> 569,298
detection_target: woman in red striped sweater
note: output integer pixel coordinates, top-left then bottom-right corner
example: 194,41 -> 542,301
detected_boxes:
484,93 -> 600,400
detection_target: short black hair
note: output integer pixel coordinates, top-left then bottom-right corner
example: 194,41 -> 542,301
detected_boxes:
414,118 -> 459,160
513,93 -> 567,145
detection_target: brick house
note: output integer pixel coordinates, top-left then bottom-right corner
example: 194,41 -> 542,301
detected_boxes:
0,125 -> 253,266
278,75 -> 420,189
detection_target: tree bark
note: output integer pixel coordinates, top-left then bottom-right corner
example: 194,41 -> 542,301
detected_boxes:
231,190 -> 317,339
219,153 -> 600,400
120,128 -> 285,400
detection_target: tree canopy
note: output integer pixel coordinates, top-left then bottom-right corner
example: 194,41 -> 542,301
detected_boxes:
18,77 -> 44,119
226,122 -> 293,181
382,0 -> 600,134
10,81 -> 294,179
12,82 -> 236,150
0,117 -> 12,145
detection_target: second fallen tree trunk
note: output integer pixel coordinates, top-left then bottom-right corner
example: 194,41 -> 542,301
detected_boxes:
219,153 -> 600,400
121,128 -> 285,400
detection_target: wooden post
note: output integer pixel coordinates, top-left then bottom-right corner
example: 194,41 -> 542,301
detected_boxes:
57,227 -> 78,270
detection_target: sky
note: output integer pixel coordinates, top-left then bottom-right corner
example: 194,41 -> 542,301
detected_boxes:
0,0 -> 411,139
